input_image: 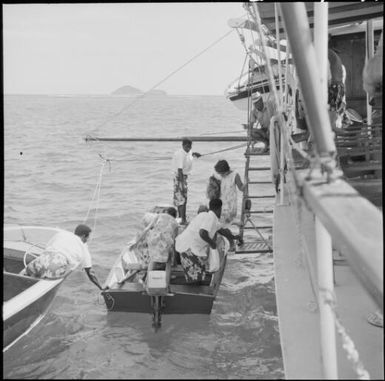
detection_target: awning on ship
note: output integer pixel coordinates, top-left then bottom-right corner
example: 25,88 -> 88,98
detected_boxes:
256,2 -> 384,35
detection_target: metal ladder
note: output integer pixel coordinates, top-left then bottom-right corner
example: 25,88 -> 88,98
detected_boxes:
236,141 -> 275,255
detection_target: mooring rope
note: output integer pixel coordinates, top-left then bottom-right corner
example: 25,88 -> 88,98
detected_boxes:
83,157 -> 109,242
89,143 -> 247,164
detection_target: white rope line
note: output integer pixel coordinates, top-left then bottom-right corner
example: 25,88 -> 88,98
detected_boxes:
91,143 -> 248,163
250,4 -> 281,110
322,289 -> 371,379
83,159 -> 107,241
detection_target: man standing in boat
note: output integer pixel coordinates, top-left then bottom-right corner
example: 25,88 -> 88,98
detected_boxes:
25,224 -> 105,290
172,138 -> 201,225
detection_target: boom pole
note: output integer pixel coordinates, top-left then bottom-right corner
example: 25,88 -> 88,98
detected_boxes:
85,136 -> 249,142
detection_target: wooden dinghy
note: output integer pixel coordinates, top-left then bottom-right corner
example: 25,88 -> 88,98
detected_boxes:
3,225 -> 69,351
101,207 -> 229,329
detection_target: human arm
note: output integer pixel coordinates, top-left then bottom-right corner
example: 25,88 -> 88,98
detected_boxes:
192,152 -> 201,158
235,172 -> 245,192
84,267 -> 104,290
199,229 -> 217,249
217,228 -> 237,243
249,108 -> 257,126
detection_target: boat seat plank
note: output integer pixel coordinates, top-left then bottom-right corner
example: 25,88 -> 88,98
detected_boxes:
119,281 -> 145,292
169,284 -> 214,296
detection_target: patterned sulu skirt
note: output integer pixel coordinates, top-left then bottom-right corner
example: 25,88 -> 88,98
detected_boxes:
25,250 -> 74,279
179,248 -> 208,283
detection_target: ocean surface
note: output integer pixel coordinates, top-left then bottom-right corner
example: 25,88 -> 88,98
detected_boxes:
3,94 -> 283,379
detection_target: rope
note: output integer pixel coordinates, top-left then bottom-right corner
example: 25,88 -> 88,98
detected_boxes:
88,143 -> 247,164
200,143 -> 247,157
322,289 -> 371,379
93,29 -> 235,132
83,157 -> 108,242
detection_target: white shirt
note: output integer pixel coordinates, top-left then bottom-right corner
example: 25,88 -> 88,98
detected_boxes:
172,148 -> 193,175
175,210 -> 221,257
45,230 -> 92,269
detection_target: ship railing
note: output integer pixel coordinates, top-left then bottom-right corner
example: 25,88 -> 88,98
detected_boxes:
249,2 -> 383,378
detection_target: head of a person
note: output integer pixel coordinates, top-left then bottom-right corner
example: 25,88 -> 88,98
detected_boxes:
209,198 -> 222,218
197,204 -> 209,214
182,138 -> 192,153
166,207 -> 177,218
253,97 -> 264,111
214,160 -> 230,176
74,224 -> 92,243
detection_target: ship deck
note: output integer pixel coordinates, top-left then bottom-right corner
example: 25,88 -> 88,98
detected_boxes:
273,181 -> 383,379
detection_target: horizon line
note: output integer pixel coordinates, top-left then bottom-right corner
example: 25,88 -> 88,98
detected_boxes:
4,92 -> 225,97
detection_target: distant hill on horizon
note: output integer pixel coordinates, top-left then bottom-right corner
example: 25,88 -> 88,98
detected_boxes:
111,85 -> 167,96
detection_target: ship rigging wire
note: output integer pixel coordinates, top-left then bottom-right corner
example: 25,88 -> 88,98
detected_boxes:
92,28 -> 236,133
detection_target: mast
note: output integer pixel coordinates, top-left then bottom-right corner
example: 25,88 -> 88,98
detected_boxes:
313,3 -> 338,379
279,3 -> 336,164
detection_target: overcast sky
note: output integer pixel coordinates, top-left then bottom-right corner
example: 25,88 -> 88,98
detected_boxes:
3,3 -> 248,95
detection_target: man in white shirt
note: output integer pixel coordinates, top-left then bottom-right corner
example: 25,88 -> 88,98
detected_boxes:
26,224 -> 104,290
172,138 -> 201,224
175,199 -> 234,283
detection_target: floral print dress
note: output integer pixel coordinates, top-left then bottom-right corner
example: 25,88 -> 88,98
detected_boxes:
217,171 -> 238,225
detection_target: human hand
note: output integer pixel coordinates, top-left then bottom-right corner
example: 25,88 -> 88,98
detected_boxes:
192,152 -> 201,158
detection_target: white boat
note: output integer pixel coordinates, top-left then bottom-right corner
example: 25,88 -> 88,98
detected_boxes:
3,225 -> 71,351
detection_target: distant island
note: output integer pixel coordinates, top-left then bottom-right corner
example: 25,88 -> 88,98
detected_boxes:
111,85 -> 167,96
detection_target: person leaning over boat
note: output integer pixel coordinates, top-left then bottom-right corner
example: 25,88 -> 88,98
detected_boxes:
175,198 -> 233,283
172,138 -> 201,225
25,224 -> 105,290
125,207 -> 179,273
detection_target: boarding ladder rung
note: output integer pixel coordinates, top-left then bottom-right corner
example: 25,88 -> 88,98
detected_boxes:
237,131 -> 276,254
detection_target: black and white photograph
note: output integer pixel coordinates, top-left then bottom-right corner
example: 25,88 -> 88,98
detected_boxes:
3,2 -> 383,379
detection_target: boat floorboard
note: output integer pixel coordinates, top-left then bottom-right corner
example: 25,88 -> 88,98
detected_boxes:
273,190 -> 383,379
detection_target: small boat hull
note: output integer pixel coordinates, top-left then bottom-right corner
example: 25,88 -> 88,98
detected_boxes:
3,273 -> 63,350
102,283 -> 217,315
102,234 -> 228,317
3,225 -> 70,351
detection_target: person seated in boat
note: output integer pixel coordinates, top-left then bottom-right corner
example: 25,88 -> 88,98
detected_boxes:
175,198 -> 233,284
25,224 -> 104,290
125,207 -> 179,273
249,95 -> 277,152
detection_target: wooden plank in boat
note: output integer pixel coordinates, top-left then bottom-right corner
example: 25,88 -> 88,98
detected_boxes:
169,284 -> 214,296
119,282 -> 145,292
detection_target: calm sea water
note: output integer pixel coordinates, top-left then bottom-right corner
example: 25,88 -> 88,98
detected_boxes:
3,94 -> 283,379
